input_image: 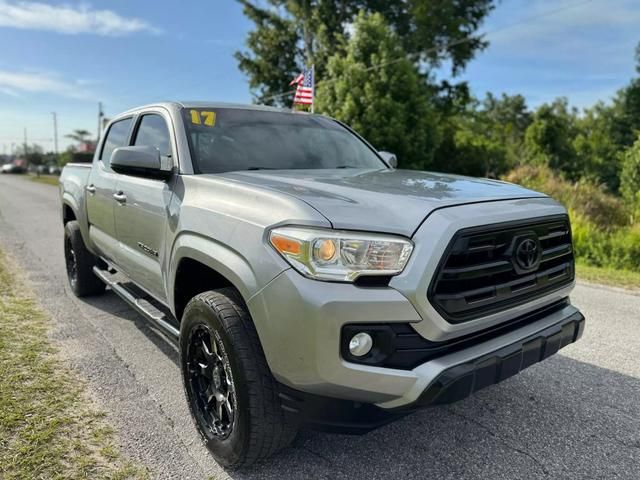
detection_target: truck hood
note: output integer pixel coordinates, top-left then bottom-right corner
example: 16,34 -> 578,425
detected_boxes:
214,168 -> 546,237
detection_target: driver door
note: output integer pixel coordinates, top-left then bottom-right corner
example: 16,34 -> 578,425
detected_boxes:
113,111 -> 175,302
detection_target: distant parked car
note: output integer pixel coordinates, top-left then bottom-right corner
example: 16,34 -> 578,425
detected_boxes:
1,163 -> 26,174
48,165 -> 62,175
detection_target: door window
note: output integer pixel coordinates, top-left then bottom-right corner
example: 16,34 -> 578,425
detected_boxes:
100,118 -> 133,166
134,114 -> 172,156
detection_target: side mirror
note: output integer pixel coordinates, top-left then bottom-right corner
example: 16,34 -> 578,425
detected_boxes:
111,146 -> 172,179
379,151 -> 398,168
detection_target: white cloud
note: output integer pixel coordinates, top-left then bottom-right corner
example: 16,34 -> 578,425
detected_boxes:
0,69 -> 93,99
0,1 -> 160,36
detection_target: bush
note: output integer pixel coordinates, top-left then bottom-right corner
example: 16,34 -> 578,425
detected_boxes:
570,212 -> 608,266
572,215 -> 640,271
609,225 -> 640,269
621,138 -> 640,220
503,165 -> 629,228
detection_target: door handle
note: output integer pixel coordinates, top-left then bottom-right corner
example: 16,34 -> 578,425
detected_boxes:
113,192 -> 127,204
86,185 -> 96,194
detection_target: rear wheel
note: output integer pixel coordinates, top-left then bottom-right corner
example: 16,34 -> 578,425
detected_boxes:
180,289 -> 298,468
64,220 -> 105,297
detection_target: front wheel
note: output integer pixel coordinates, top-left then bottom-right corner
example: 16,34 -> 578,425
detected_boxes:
179,289 -> 297,468
64,221 -> 106,297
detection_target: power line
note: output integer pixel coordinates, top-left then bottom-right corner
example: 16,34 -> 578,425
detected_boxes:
259,0 -> 596,104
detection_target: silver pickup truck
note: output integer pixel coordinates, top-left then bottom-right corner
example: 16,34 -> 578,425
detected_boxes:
60,101 -> 584,468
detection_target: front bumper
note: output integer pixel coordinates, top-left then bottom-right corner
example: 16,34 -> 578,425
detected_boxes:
388,308 -> 584,410
273,305 -> 584,434
248,267 -> 584,409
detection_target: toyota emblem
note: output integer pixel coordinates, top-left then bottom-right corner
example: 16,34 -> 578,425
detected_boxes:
515,238 -> 541,271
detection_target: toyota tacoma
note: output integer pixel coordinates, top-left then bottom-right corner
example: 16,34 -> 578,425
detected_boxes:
59,102 -> 585,468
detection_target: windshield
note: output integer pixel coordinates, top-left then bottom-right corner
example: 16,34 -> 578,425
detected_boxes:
183,108 -> 386,173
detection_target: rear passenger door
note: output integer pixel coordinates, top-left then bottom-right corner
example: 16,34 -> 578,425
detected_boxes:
113,111 -> 175,302
87,117 -> 133,263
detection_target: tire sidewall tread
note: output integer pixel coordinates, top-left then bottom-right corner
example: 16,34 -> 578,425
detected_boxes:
179,288 -> 297,469
64,221 -> 105,297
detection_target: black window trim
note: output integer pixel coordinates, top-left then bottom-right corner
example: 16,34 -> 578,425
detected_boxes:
98,116 -> 135,165
130,110 -> 179,175
97,114 -> 135,173
131,112 -> 172,154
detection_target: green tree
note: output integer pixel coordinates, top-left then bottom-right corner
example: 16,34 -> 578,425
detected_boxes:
316,12 -> 438,170
482,93 -> 531,161
621,137 -> 640,219
443,119 -> 507,177
236,0 -> 495,105
235,0 -> 356,104
524,99 -> 579,178
15,143 -> 45,166
235,2 -> 306,104
65,129 -> 96,154
65,129 -> 92,144
572,102 -> 621,191
430,93 -> 531,178
367,0 -> 494,74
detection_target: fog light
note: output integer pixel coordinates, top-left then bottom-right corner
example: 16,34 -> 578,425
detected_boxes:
348,332 -> 373,357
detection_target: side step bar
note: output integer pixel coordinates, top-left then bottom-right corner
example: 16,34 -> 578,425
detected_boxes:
92,266 -> 180,341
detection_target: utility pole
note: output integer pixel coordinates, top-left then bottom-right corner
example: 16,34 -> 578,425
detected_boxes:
97,102 -> 104,142
23,127 -> 28,156
52,112 -> 59,155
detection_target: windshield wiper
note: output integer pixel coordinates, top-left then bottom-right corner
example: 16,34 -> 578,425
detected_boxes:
334,165 -> 357,169
246,167 -> 277,171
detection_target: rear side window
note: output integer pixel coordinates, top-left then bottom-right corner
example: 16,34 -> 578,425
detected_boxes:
100,118 -> 133,165
133,114 -> 171,156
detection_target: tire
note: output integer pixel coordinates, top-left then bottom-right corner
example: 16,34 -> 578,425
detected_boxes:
64,220 -> 106,297
180,288 -> 298,468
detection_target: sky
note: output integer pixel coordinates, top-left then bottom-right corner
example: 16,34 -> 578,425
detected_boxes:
0,0 -> 638,153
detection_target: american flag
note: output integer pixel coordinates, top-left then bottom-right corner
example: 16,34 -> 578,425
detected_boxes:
290,67 -> 314,106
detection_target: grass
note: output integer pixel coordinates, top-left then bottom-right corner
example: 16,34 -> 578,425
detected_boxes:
576,262 -> 640,291
0,249 -> 149,480
29,174 -> 60,186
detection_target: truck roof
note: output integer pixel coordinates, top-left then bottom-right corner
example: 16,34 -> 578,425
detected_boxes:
118,101 -> 296,117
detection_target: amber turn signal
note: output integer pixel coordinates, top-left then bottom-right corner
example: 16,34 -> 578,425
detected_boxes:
270,234 -> 302,255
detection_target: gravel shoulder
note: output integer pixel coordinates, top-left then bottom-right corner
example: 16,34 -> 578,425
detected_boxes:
0,174 -> 639,480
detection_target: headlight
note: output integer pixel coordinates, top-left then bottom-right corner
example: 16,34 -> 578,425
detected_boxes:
269,226 -> 413,282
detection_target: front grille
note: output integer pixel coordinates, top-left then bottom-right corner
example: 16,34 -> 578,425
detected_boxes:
428,215 -> 574,323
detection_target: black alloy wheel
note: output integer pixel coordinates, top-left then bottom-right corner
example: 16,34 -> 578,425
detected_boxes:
63,220 -> 105,297
179,289 -> 298,468
186,325 -> 236,439
64,234 -> 79,289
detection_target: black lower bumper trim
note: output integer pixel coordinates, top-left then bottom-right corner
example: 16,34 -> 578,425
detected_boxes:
405,311 -> 585,409
276,383 -> 404,435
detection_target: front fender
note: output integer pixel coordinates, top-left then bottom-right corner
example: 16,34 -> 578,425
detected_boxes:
167,232 -> 262,316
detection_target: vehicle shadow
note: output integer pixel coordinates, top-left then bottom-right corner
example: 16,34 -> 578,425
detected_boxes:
77,291 -> 640,480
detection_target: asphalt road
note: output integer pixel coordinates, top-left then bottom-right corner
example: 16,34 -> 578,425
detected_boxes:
0,174 -> 639,479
